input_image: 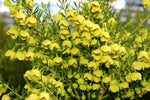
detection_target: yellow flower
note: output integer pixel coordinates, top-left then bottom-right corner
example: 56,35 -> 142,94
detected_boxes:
88,61 -> 98,70
71,48 -> 80,56
39,92 -> 50,100
26,16 -> 37,27
1,95 -> 11,100
93,76 -> 100,83
81,40 -> 90,48
9,6 -> 18,17
91,24 -> 101,37
93,10 -> 103,19
19,30 -> 30,40
118,46 -> 126,56
28,37 -> 38,45
74,15 -> 85,25
73,38 -> 81,45
28,94 -> 39,100
62,40 -> 72,49
59,30 -> 70,40
15,12 -> 26,25
77,78 -> 85,85
25,51 -> 35,61
92,84 -> 100,90
132,61 -> 144,71
15,50 -> 26,61
83,20 -> 93,31
59,20 -> 69,29
101,44 -> 111,55
142,0 -> 150,8
0,84 -> 7,96
25,0 -> 34,9
119,82 -> 129,90
109,85 -> 119,93
6,25 -> 19,39
84,73 -> 93,81
4,0 -> 11,7
102,76 -> 111,83
68,58 -> 77,67
135,36 -> 143,47
100,31 -> 110,42
71,31 -> 80,40
93,70 -> 103,77
92,48 -> 102,60
72,83 -> 78,89
66,9 -> 76,20
87,85 -> 92,91
91,1 -> 100,12
53,57 -> 63,65
131,72 -> 142,81
137,51 -> 150,62
125,73 -> 132,82
54,13 -> 63,21
91,39 -> 98,47
101,55 -> 114,68
79,85 -> 87,91
79,57 -> 88,66
41,39 -> 51,49
110,43 -> 120,54
5,50 -> 16,60
50,43 -> 61,51
74,73 -> 80,79
81,32 -> 91,41
139,28 -> 148,40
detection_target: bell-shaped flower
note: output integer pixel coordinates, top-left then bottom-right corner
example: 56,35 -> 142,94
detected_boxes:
6,25 -> 19,39
109,85 -> 119,93
26,16 -> 37,27
92,84 -> 100,90
68,58 -> 77,68
90,24 -> 101,37
100,31 -> 110,42
71,48 -> 80,56
74,15 -> 85,25
28,94 -> 39,100
66,9 -> 77,20
84,73 -> 93,81
137,51 -> 150,62
93,70 -> 103,77
132,61 -> 144,71
59,30 -> 70,40
92,48 -> 102,60
62,40 -> 72,49
15,12 -> 26,25
53,57 -> 63,65
41,39 -> 51,49
110,43 -> 120,54
119,82 -> 129,90
101,55 -> 114,68
15,50 -> 26,61
59,20 -> 69,29
5,50 -> 16,60
77,78 -> 85,85
101,44 -> 111,55
71,31 -> 80,40
83,20 -> 93,31
91,1 -> 100,12
102,76 -> 111,83
19,30 -> 30,40
88,61 -> 98,70
39,92 -> 50,100
25,0 -> 34,9
73,38 -> 81,45
81,32 -> 91,41
54,13 -> 63,21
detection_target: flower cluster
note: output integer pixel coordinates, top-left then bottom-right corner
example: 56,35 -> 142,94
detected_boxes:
3,0 -> 150,100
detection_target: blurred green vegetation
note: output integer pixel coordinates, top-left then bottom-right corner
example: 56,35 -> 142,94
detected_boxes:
0,15 -> 31,88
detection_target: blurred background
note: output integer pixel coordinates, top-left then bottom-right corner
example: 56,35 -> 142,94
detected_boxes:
0,0 -> 150,99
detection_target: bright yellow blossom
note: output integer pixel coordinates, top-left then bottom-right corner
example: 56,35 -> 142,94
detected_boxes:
102,76 -> 111,83
66,9 -> 76,20
5,50 -> 16,60
91,24 -> 101,37
101,44 -> 111,55
92,84 -> 100,90
15,12 -> 26,25
74,15 -> 85,25
93,70 -> 103,77
109,85 -> 119,93
26,16 -> 37,27
25,0 -> 34,9
39,92 -> 50,100
71,48 -> 80,56
41,39 -> 51,49
53,57 -> 63,65
28,94 -> 39,100
15,50 -> 26,61
1,95 -> 11,100
68,58 -> 77,67
84,73 -> 93,81
59,20 -> 69,29
142,0 -> 150,8
19,30 -> 30,40
88,61 -> 98,70
54,13 -> 63,21
59,30 -> 70,40
137,51 -> 150,62
6,25 -> 19,39
92,48 -> 102,60
91,1 -> 100,12
100,31 -> 110,42
62,40 -> 72,49
71,31 -> 80,40
73,38 -> 81,45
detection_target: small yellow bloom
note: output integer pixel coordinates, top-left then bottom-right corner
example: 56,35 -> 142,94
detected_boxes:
39,92 -> 50,100
101,55 -> 114,68
137,51 -> 150,62
15,50 -> 26,61
92,48 -> 102,60
0,84 -> 7,96
88,61 -> 98,70
91,24 -> 101,37
66,9 -> 76,20
63,48 -> 71,54
93,76 -> 101,83
25,51 -> 35,61
15,12 -> 26,25
54,13 -> 63,21
59,30 -> 70,40
77,78 -> 85,85
50,43 -> 61,51
81,32 -> 91,41
91,39 -> 98,47
110,43 -> 120,54
4,0 -> 11,7
72,83 -> 78,89
71,31 -> 80,40
93,70 -> 103,77
1,95 -> 11,100
81,40 -> 90,48
91,1 -> 100,12
5,50 -> 16,60
62,40 -> 72,49
28,36 -> 38,45
142,0 -> 150,8
9,6 -> 18,17
108,17 -> 116,26
132,61 -> 144,71
109,85 -> 119,93
79,85 -> 87,91
118,46 -> 127,56
101,44 -> 111,55
68,58 -> 77,67
28,94 -> 39,100
41,39 -> 51,49
135,36 -> 143,47
26,16 -> 37,27
102,76 -> 111,83
71,48 -> 80,56
59,20 -> 69,29
92,84 -> 100,90
84,73 -> 93,81
25,0 -> 34,9
93,10 -> 103,19
74,15 -> 85,25
87,85 -> 92,91
6,25 -> 19,39
125,73 -> 132,82
53,57 -> 63,65
119,82 -> 129,90
19,30 -> 30,40
83,20 -> 93,31
131,72 -> 142,81
79,57 -> 88,66
73,38 -> 81,45
100,31 -> 110,42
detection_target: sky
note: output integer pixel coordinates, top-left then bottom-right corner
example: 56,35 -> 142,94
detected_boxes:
0,0 -> 126,13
